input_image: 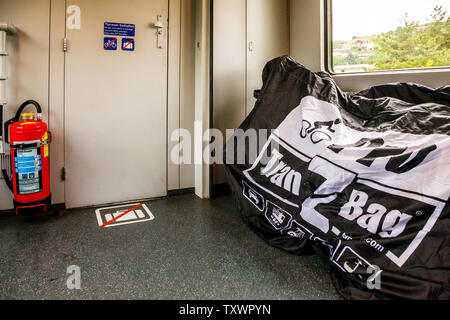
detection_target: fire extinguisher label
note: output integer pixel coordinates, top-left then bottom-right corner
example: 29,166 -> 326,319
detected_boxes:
15,148 -> 42,195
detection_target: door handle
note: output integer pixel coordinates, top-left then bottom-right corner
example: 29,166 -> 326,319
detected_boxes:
152,15 -> 164,49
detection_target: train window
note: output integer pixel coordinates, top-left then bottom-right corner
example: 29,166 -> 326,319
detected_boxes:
328,0 -> 450,74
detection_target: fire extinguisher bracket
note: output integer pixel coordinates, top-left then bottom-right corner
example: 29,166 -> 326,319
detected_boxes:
11,139 -> 50,149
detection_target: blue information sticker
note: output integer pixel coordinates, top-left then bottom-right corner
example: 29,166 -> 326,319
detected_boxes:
104,37 -> 117,51
122,38 -> 135,51
104,22 -> 135,37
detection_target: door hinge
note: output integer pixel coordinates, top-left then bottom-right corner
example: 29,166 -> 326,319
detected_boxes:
63,38 -> 68,52
61,167 -> 66,181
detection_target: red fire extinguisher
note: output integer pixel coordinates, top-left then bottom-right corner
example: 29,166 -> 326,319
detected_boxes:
2,100 -> 52,215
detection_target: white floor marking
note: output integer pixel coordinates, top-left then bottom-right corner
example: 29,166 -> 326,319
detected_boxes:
95,203 -> 155,228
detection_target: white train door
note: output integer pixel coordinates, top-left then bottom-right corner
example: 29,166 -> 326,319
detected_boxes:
64,0 -> 168,208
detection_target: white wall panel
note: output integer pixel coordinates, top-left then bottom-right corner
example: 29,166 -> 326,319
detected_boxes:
0,0 -> 51,210
168,0 -> 182,191
212,0 -> 290,186
49,0 -> 66,206
168,0 -> 196,192
212,0 -> 247,185
247,0 -> 289,114
180,0 -> 196,190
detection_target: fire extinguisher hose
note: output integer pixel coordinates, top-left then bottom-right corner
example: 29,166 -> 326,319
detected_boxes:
2,169 -> 12,192
4,100 -> 42,145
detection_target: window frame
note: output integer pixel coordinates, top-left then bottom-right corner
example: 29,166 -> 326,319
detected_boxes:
324,0 -> 450,75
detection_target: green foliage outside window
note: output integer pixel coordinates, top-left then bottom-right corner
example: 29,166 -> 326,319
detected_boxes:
332,5 -> 450,72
